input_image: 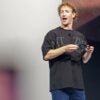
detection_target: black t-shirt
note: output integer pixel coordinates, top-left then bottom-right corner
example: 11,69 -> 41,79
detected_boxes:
41,27 -> 87,91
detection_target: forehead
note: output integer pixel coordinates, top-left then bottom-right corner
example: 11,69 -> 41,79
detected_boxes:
60,6 -> 73,11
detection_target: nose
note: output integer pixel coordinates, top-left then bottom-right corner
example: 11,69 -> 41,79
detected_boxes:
62,11 -> 66,15
61,11 -> 66,17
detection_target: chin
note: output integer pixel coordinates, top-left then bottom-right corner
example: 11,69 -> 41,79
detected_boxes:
62,22 -> 68,25
63,24 -> 69,27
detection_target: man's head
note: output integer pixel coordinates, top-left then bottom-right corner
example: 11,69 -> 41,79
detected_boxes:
58,2 -> 77,28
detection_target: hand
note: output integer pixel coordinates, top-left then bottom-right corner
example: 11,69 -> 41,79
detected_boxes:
64,44 -> 79,53
85,45 -> 94,54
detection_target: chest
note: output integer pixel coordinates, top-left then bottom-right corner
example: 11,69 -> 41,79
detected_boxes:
55,31 -> 84,48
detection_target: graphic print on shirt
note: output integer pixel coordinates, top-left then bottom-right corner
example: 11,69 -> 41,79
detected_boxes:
56,37 -> 65,48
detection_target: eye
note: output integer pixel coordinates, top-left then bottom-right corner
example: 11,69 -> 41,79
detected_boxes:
60,10 -> 64,13
65,10 -> 69,13
60,10 -> 70,14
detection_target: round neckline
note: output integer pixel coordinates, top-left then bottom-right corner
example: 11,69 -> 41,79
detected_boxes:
58,27 -> 75,32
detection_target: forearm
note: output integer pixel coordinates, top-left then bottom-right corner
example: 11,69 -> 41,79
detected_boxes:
44,44 -> 78,60
82,52 -> 92,63
44,46 -> 66,60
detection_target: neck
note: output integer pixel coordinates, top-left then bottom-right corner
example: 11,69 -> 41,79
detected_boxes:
61,25 -> 72,30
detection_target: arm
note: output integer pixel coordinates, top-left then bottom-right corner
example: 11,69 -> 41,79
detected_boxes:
82,46 -> 94,63
44,44 -> 79,60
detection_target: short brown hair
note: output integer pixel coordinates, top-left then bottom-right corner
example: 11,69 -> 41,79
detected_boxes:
58,2 -> 77,16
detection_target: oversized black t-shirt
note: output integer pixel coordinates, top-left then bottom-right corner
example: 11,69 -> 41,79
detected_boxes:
41,27 -> 87,91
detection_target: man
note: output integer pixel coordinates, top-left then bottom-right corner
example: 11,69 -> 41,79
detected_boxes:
41,2 -> 94,100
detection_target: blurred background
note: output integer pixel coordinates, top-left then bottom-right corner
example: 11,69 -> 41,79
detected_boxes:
0,0 -> 60,100
0,0 -> 100,100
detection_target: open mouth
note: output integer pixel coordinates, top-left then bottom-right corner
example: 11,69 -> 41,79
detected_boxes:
62,18 -> 67,21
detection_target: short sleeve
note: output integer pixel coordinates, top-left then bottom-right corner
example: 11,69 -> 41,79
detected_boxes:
41,31 -> 56,60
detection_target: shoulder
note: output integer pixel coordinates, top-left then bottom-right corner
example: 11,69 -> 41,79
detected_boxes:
48,27 -> 60,34
45,27 -> 60,38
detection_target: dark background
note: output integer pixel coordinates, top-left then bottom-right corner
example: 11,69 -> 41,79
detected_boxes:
62,0 -> 100,100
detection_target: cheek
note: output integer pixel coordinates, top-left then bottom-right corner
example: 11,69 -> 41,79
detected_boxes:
67,13 -> 73,17
59,13 -> 63,17
68,14 -> 74,20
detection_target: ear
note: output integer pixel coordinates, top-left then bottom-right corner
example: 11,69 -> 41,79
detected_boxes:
72,12 -> 76,19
